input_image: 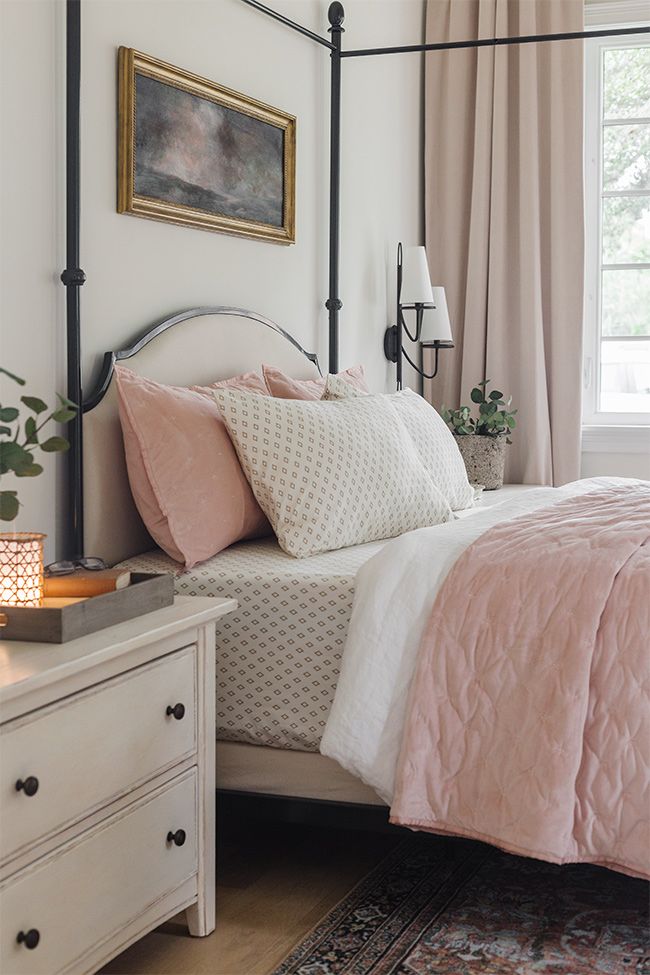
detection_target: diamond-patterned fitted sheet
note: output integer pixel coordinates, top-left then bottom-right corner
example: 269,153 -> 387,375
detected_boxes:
121,537 -> 387,751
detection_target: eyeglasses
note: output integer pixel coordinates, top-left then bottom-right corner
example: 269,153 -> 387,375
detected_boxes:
44,557 -> 107,577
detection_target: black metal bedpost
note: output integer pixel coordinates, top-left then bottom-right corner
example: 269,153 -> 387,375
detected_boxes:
326,2 -> 344,374
61,0 -> 85,559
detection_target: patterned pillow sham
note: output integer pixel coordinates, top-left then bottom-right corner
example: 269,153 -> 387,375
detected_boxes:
323,375 -> 474,511
213,388 -> 453,558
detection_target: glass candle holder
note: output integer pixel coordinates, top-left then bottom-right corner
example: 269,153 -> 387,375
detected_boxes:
0,533 -> 46,607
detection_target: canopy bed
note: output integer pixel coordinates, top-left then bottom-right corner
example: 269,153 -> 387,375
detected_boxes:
56,0 -> 649,875
78,299 -> 649,880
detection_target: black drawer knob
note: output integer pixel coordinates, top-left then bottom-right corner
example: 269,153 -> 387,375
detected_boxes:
166,828 -> 186,847
166,703 -> 185,720
17,929 -> 40,950
15,776 -> 39,797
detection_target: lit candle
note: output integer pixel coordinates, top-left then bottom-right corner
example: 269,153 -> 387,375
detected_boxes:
0,533 -> 46,607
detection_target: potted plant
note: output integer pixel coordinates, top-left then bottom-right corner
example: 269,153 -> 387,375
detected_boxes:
0,367 -> 76,605
442,381 -> 517,490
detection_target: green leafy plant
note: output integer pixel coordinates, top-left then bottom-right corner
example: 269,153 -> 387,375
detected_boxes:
0,367 -> 77,522
442,380 -> 517,442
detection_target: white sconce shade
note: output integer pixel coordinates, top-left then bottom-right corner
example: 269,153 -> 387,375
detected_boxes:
400,246 -> 434,304
420,287 -> 453,343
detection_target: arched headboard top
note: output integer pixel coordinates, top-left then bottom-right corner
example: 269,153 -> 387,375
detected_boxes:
83,306 -> 321,565
84,306 -> 320,409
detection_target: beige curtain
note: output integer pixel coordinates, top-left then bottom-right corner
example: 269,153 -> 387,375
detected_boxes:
423,0 -> 584,485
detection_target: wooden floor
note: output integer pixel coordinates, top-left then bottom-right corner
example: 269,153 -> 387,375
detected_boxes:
101,812 -> 399,975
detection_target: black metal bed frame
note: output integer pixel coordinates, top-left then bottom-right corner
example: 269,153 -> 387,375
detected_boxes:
83,306 -> 321,413
61,0 -> 649,558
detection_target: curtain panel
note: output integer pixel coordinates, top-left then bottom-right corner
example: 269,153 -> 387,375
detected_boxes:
423,0 -> 584,485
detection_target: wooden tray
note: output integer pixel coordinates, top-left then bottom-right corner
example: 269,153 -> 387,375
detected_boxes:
0,573 -> 175,643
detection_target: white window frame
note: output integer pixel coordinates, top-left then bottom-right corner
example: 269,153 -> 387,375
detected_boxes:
583,32 -> 650,435
582,1 -> 650,453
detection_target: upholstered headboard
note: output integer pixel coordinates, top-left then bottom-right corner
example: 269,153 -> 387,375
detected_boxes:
82,307 -> 320,566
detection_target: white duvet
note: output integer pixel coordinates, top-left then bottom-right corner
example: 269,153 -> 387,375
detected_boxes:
319,477 -> 635,803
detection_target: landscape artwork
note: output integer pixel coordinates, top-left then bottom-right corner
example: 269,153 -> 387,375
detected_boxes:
118,49 -> 296,243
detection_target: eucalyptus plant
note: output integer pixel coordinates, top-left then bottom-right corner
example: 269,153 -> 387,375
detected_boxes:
442,380 -> 517,443
0,367 -> 77,522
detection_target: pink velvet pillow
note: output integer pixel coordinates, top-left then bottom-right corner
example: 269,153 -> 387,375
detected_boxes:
115,366 -> 270,568
262,363 -> 369,400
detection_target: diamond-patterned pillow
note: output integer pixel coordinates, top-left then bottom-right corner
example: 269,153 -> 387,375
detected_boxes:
322,376 -> 475,511
213,388 -> 453,558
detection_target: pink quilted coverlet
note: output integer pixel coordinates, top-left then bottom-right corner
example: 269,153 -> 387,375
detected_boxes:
391,485 -> 650,878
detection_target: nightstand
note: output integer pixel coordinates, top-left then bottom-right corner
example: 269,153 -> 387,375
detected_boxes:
0,595 -> 236,975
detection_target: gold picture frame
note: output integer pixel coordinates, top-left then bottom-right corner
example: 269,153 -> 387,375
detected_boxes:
118,48 -> 296,244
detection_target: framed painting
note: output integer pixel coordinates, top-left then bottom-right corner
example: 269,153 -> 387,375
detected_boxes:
117,48 -> 296,243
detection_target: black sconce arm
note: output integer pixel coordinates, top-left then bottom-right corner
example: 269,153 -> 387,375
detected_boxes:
401,343 -> 442,380
399,303 -> 427,344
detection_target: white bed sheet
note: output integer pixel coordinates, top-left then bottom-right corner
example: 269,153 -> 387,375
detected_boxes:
320,477 -> 636,803
122,536 -> 387,751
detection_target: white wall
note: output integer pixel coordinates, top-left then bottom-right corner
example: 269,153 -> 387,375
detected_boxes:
0,0 -> 424,558
0,0 -> 64,562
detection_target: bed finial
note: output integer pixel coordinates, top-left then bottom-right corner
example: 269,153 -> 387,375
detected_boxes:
328,2 -> 345,31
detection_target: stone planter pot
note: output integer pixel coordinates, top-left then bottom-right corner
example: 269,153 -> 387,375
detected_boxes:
453,434 -> 508,491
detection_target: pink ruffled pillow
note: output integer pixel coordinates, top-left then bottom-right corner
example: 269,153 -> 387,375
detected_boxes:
115,366 -> 270,568
262,363 -> 369,400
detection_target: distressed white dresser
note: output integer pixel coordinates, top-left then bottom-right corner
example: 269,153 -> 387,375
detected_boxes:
0,596 -> 236,975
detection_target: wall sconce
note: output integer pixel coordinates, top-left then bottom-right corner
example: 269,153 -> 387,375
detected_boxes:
383,243 -> 454,391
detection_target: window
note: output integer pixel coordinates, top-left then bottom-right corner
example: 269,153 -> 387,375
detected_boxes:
583,35 -> 650,428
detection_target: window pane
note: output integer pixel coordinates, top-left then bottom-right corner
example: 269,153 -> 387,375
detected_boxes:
601,268 -> 650,337
603,123 -> 650,191
600,338 -> 650,413
602,196 -> 650,264
603,46 -> 650,120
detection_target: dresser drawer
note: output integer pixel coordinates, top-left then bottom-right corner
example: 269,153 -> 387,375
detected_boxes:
0,769 -> 197,975
0,647 -> 196,864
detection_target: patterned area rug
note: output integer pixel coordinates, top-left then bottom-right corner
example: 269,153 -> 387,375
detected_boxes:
273,836 -> 649,975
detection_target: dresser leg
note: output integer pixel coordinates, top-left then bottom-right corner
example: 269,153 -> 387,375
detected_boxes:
187,621 -> 217,937
186,899 -> 213,937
